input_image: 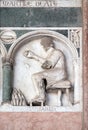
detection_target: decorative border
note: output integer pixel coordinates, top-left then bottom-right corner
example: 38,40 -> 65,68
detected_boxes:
0,0 -> 82,8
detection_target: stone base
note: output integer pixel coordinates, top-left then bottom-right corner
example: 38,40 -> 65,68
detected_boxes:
0,112 -> 82,130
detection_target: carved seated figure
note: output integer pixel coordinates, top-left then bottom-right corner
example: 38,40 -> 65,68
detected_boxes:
24,37 -> 72,106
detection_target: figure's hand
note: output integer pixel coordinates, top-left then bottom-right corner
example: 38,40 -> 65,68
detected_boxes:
41,60 -> 52,69
24,50 -> 43,62
28,51 -> 34,59
24,50 -> 35,59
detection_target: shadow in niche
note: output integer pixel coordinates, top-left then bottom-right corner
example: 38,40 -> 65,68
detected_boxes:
32,102 -> 45,106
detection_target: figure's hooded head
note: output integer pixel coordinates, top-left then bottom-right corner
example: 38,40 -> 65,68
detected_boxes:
40,37 -> 54,51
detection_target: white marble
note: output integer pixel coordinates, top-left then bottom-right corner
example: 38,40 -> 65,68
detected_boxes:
0,104 -> 82,112
0,29 -> 82,111
13,37 -> 73,105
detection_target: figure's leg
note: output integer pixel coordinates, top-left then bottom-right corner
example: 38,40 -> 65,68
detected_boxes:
31,73 -> 45,105
31,73 -> 43,96
31,74 -> 39,95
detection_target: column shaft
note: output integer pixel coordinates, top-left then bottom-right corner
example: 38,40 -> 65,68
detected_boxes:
3,62 -> 12,102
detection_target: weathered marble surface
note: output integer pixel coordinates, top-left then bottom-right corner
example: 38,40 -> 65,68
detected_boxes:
0,112 -> 82,130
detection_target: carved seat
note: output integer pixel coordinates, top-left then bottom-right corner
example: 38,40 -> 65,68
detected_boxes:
46,80 -> 71,106
46,80 -> 71,89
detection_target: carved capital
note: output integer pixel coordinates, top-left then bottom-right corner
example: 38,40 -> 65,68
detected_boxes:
1,56 -> 6,64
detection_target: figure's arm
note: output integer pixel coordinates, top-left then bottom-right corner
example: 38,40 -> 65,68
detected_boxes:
24,50 -> 45,64
42,49 -> 62,69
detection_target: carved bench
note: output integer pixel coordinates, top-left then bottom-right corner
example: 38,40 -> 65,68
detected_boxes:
46,80 -> 71,106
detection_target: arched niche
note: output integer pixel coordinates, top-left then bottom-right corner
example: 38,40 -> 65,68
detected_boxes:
8,30 -> 80,106
0,42 -> 7,104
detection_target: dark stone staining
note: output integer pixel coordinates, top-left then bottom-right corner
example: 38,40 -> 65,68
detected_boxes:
14,30 -> 31,37
0,8 -> 82,27
56,30 -> 68,37
77,48 -> 80,57
13,30 -> 68,38
4,44 -> 11,51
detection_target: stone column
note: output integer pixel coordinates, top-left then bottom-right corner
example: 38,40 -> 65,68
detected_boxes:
2,62 -> 13,102
73,59 -> 80,104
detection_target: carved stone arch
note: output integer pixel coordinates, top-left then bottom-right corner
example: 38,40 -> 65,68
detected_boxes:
8,30 -> 78,60
0,42 -> 7,60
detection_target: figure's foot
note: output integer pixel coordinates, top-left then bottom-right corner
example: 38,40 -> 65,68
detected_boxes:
30,102 -> 32,106
30,96 -> 45,106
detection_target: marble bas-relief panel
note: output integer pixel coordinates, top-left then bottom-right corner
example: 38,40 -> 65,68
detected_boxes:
13,37 -> 73,106
0,29 -> 82,111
